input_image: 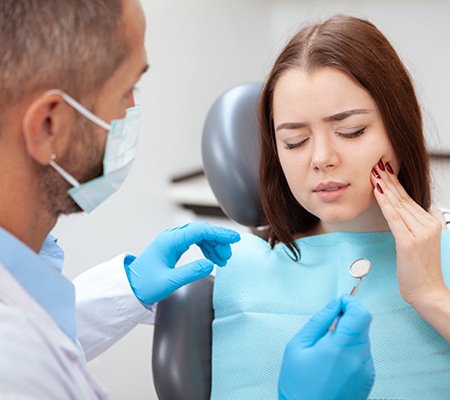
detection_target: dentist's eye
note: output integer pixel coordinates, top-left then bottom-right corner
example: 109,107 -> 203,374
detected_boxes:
127,85 -> 139,97
124,85 -> 139,98
336,127 -> 366,138
284,138 -> 309,150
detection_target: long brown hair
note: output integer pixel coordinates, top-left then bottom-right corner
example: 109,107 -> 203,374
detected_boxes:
258,15 -> 430,259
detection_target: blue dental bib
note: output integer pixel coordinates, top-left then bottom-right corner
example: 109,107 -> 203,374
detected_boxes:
212,231 -> 450,399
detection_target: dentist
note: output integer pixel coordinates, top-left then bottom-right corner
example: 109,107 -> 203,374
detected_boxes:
0,0 -> 373,398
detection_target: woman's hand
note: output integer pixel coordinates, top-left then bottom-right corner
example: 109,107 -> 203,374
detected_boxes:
370,159 -> 447,308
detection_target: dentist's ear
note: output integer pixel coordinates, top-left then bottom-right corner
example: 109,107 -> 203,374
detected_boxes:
22,93 -> 74,165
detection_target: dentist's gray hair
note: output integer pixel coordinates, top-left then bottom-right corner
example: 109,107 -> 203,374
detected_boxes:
0,0 -> 130,109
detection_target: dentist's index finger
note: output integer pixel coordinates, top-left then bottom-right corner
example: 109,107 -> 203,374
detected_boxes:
171,221 -> 241,249
334,294 -> 372,342
290,297 -> 342,347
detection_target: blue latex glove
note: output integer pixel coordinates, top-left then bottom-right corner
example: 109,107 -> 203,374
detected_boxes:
278,294 -> 374,400
124,221 -> 240,305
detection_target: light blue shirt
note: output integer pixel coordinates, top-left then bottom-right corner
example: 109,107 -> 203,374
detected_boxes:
0,227 -> 76,341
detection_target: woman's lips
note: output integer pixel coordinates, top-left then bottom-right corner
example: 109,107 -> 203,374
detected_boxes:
313,182 -> 349,202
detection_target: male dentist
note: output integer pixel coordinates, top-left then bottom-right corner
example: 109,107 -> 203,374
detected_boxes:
0,0 -> 373,398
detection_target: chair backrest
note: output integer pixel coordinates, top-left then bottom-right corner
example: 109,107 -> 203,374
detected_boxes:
202,82 -> 264,227
152,83 -> 263,399
152,275 -> 214,400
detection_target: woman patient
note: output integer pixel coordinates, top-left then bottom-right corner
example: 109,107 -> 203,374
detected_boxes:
211,15 -> 450,400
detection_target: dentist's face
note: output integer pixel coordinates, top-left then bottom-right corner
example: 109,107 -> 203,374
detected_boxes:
273,67 -> 398,233
40,0 -> 148,216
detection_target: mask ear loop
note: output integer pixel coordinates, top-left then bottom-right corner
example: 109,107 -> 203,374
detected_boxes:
48,154 -> 81,188
44,89 -> 109,189
44,89 -> 111,131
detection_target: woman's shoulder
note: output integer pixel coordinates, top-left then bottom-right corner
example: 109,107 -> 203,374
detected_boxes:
226,231 -> 296,268
233,231 -> 269,246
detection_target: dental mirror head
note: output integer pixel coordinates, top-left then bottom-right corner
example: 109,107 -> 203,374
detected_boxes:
329,258 -> 372,332
348,258 -> 372,297
349,258 -> 371,279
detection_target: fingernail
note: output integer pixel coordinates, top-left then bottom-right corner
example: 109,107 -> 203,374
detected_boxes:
376,183 -> 384,194
385,162 -> 394,175
371,167 -> 380,179
377,159 -> 385,172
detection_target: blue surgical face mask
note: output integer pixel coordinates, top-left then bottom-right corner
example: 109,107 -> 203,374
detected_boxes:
46,89 -> 141,213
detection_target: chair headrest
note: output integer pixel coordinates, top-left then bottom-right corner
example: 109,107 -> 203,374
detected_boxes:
202,82 -> 264,227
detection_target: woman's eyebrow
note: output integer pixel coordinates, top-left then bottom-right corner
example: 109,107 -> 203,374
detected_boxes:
275,122 -> 308,132
323,108 -> 371,122
275,109 -> 372,132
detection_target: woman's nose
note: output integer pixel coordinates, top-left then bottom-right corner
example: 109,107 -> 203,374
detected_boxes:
310,133 -> 339,171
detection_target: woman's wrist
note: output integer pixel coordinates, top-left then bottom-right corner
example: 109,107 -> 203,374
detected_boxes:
406,285 -> 449,311
408,287 -> 450,342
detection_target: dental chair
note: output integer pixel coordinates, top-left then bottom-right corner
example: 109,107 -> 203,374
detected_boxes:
152,82 -> 264,400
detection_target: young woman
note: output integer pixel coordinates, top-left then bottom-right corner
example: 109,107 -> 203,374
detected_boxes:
212,15 -> 450,399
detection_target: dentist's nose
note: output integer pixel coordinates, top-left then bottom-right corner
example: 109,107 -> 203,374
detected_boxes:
310,133 -> 339,171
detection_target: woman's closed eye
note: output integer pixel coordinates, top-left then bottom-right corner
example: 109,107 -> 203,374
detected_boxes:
282,127 -> 366,150
284,137 -> 310,150
336,127 -> 366,138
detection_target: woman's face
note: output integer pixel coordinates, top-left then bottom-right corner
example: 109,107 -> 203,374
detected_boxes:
273,67 -> 399,233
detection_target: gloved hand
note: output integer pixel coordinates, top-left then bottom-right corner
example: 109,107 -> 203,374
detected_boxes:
278,294 -> 374,400
124,221 -> 240,305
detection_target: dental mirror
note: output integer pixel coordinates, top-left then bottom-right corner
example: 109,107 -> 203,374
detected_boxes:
348,258 -> 372,296
329,258 -> 372,332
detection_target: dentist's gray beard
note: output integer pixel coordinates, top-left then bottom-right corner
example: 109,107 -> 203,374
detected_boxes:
38,115 -> 103,217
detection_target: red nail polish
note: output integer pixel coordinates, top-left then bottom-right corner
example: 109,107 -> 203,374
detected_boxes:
377,159 -> 385,172
376,183 -> 384,194
385,162 -> 394,175
371,167 -> 380,179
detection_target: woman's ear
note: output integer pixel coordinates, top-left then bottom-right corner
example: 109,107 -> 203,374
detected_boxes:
22,93 -> 73,165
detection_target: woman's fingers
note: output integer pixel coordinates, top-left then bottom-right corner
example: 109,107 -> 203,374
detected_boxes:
371,159 -> 439,238
371,159 -> 444,305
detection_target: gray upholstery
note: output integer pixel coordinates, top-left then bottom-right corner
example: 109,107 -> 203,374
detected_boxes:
152,83 -> 263,399
202,82 -> 264,227
152,276 -> 214,400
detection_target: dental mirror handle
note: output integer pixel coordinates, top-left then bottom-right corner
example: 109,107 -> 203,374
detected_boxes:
349,278 -> 362,296
328,278 -> 362,332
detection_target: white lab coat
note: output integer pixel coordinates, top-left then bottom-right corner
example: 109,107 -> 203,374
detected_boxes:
74,254 -> 155,361
0,255 -> 155,399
